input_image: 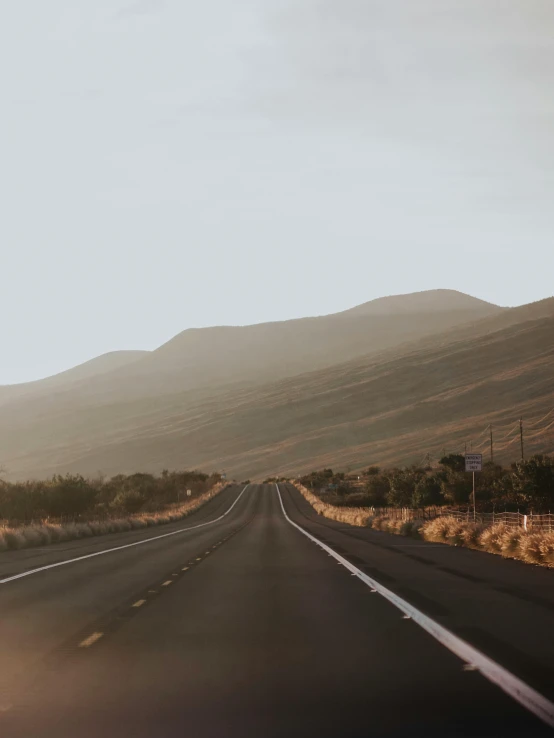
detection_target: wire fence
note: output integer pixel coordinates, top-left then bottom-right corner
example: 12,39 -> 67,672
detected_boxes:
371,506 -> 554,532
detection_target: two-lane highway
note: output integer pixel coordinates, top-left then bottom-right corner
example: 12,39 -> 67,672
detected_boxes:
0,484 -> 552,736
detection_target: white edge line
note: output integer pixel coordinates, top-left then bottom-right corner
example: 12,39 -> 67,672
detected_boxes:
276,484 -> 554,729
0,485 -> 250,585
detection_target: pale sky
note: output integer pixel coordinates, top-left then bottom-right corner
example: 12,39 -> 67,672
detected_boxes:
1,0 -> 553,384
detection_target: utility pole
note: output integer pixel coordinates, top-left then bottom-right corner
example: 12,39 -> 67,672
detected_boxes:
520,418 -> 524,461
473,471 -> 476,522
490,425 -> 494,465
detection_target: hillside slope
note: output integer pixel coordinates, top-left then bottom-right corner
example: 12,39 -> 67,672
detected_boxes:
0,351 -> 149,407
0,296 -> 551,481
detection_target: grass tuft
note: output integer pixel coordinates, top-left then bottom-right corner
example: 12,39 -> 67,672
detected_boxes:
479,524 -> 509,554
538,534 -> 554,566
518,533 -> 545,565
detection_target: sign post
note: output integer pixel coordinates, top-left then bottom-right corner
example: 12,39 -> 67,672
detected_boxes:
465,454 -> 482,521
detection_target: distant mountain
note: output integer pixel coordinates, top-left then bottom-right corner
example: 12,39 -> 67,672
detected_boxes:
0,291 -> 502,413
123,301 -> 502,393
341,289 -> 502,317
0,292 -> 552,481
39,350 -> 150,386
0,351 -> 149,407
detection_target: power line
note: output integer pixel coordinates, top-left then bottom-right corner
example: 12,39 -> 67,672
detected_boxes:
494,422 -> 520,444
525,417 -> 554,442
525,407 -> 554,430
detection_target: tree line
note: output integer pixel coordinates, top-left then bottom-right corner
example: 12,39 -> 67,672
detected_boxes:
0,470 -> 221,523
299,454 -> 554,513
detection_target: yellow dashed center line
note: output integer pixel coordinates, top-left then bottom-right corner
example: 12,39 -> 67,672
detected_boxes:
79,632 -> 104,648
74,534 -> 235,653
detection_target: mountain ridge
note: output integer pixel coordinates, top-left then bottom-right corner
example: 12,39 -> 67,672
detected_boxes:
0,290 -> 502,407
0,291 -> 552,480
338,288 -> 504,317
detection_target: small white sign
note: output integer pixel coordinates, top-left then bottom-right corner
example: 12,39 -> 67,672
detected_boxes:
465,454 -> 482,472
186,489 -> 192,497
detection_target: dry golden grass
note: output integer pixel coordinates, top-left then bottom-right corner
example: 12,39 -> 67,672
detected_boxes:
295,483 -> 554,569
0,482 -> 227,553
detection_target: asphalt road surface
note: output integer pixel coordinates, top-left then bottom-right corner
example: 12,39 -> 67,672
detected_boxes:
0,483 -> 552,737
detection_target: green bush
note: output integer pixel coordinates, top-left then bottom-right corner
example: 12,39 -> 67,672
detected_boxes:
412,475 -> 443,507
511,455 -> 554,508
0,469 -> 218,523
302,454 -> 554,513
364,475 -> 390,506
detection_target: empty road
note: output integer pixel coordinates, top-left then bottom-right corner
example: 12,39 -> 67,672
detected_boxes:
0,483 -> 553,737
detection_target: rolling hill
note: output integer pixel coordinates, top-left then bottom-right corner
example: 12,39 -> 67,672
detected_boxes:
0,291 -> 552,481
0,351 -> 149,407
339,289 -> 500,317
0,289 -> 501,408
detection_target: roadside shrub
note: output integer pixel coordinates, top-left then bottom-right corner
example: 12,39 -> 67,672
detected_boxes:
294,481 -> 554,569
412,475 -> 443,507
518,533 -> 544,565
410,520 -> 424,538
399,520 -> 421,538
460,523 -> 485,549
439,454 -> 466,473
112,489 -> 145,514
386,467 -> 425,507
499,528 -> 524,557
45,524 -> 67,543
130,518 -> 148,530
2,528 -> 26,549
511,456 -> 554,508
479,524 -> 509,554
301,455 -> 554,514
22,526 -> 50,546
538,534 -> 554,566
0,469 -> 219,524
422,517 -> 453,543
445,521 -> 467,546
365,475 -> 390,507
371,516 -> 389,532
0,482 -> 226,554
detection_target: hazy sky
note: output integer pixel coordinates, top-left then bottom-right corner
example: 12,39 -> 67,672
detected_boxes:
2,0 -> 553,383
